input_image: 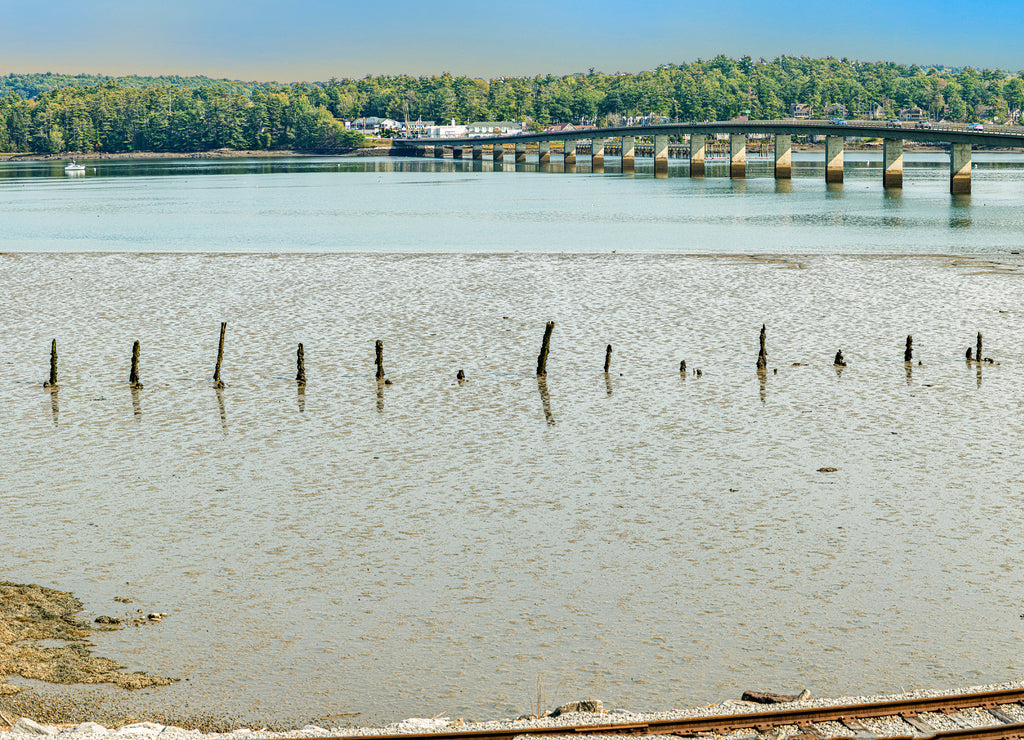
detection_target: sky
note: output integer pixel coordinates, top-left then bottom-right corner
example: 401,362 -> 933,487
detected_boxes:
2,0 -> 1022,81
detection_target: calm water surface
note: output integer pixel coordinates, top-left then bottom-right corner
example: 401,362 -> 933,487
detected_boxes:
1,156 -> 1024,726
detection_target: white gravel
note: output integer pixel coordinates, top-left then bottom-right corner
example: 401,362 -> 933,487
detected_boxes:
3,679 -> 1024,740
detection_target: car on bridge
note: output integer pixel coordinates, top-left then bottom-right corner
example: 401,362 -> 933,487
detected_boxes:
915,120 -> 932,129
969,122 -> 984,131
887,119 -> 902,128
829,117 -> 847,126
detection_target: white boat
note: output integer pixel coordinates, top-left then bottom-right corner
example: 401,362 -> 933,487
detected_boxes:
64,161 -> 85,173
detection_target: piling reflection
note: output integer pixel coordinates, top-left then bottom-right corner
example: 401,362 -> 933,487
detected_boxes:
604,372 -> 613,397
536,376 -> 555,425
48,388 -> 59,427
297,384 -> 306,413
130,386 -> 142,421
376,379 -> 385,414
950,195 -> 972,228
774,179 -> 793,194
757,368 -> 767,405
976,361 -> 983,389
214,387 -> 227,432
904,363 -> 913,385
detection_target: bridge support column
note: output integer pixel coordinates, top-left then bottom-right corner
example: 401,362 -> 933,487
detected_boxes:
563,140 -> 576,165
689,134 -> 705,177
492,144 -> 504,162
825,136 -> 844,183
452,145 -> 464,159
592,137 -> 606,170
729,134 -> 746,179
621,136 -> 635,172
538,140 -> 550,164
883,138 -> 903,188
950,143 -> 971,194
774,134 -> 792,179
515,142 -> 527,163
472,144 -> 483,160
654,135 -> 669,176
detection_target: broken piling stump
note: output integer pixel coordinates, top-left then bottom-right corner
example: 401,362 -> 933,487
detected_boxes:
679,360 -> 686,374
43,339 -> 58,388
604,344 -> 612,373
966,347 -> 973,361
904,335 -> 913,364
976,332 -> 982,363
456,369 -> 465,381
129,340 -> 142,389
213,322 -> 227,389
536,321 -> 554,376
756,324 -> 767,371
374,340 -> 385,379
833,349 -> 846,367
296,343 -> 306,385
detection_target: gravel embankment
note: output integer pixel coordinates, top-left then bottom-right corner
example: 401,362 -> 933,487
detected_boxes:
3,679 -> 1024,740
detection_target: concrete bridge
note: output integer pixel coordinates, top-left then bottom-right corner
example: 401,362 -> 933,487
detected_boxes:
395,119 -> 1024,194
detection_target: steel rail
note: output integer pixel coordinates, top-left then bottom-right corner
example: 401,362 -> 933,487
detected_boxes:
298,688 -> 1024,740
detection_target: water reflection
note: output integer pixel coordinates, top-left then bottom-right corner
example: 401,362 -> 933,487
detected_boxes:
976,361 -> 983,389
774,179 -> 792,194
130,386 -> 142,421
376,378 -> 385,413
757,368 -> 767,405
825,182 -> 844,197
905,363 -> 913,385
48,388 -> 59,426
214,387 -> 227,431
950,195 -> 972,228
604,372 -> 613,397
297,384 -> 306,413
536,376 -> 555,425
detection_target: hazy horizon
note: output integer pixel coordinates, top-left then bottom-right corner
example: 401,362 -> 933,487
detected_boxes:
3,0 -> 1021,83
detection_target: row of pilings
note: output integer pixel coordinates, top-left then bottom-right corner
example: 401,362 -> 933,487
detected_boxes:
35,322 -> 997,390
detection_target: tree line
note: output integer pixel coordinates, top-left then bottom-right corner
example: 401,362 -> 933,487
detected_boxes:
2,56 -> 1023,154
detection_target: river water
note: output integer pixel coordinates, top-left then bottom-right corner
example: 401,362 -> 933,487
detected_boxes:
1,153 -> 1024,727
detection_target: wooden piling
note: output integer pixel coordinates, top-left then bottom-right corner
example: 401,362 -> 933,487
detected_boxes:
976,332 -> 982,363
536,321 -> 554,376
43,339 -> 58,388
833,349 -> 846,367
679,360 -> 687,373
756,324 -> 767,371
456,369 -> 465,381
904,335 -> 913,364
296,343 -> 306,385
604,344 -> 612,373
213,322 -> 227,389
966,347 -> 973,361
375,340 -> 385,379
129,340 -> 142,388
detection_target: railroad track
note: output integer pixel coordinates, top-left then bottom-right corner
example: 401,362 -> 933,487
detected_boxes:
305,688 -> 1024,740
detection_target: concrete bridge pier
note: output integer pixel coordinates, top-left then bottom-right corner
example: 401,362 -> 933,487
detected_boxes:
538,140 -> 551,164
654,135 -> 669,176
515,142 -> 527,163
592,137 -> 606,171
564,140 -> 577,165
690,134 -> 706,177
452,145 -> 464,159
774,134 -> 792,179
473,144 -> 483,160
492,144 -> 504,162
729,134 -> 746,178
883,139 -> 903,188
950,143 -> 972,194
825,136 -> 844,183
434,144 -> 446,158
621,136 -> 635,172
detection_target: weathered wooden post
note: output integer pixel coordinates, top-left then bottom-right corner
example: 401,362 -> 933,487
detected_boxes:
904,335 -> 913,364
43,338 -> 58,388
833,349 -> 846,367
375,340 -> 385,379
679,360 -> 687,373
129,340 -> 142,389
604,344 -> 612,373
43,339 -> 58,388
966,347 -> 973,361
456,369 -> 466,381
756,324 -> 767,371
296,343 -> 306,385
536,321 -> 554,376
976,332 -> 982,363
213,322 -> 227,389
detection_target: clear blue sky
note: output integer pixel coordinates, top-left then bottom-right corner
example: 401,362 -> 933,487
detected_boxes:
3,0 -> 1022,80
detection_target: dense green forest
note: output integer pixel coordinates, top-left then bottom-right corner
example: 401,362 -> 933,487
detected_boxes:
2,56 -> 1023,154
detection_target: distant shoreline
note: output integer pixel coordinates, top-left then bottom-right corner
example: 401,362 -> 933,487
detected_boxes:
0,147 -> 393,163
